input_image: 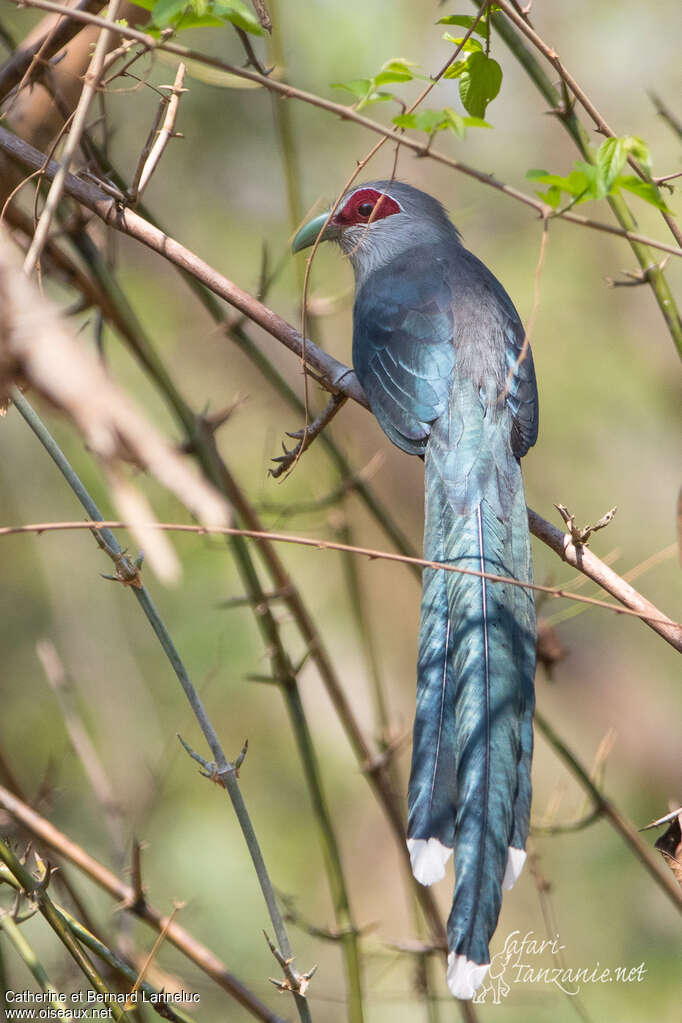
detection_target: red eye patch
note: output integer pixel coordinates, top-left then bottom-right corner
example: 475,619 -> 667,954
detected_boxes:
334,188 -> 401,227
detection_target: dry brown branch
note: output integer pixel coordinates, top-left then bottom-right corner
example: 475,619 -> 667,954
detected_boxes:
0,227 -> 227,579
0,0 -> 104,101
1,519 -> 680,648
22,0 -> 122,276
36,638 -> 126,859
0,784 -> 286,1023
494,0 -> 682,248
0,133 -> 677,651
250,0 -> 272,33
527,509 -> 681,651
0,122 -> 370,406
131,62 -> 187,202
7,0 -> 682,259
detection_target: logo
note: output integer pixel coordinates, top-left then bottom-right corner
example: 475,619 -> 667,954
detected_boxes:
473,930 -> 647,1004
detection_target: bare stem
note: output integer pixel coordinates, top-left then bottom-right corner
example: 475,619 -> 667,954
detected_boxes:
534,711 -> 682,912
0,785 -> 285,1023
11,390 -> 313,1023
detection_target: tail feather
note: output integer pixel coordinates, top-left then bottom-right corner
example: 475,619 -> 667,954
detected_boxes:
505,483 -> 536,888
407,470 -> 458,883
407,384 -> 536,999
444,495 -> 521,971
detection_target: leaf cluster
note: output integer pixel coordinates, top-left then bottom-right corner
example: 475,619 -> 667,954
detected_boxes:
133,0 -> 263,35
528,136 -> 670,212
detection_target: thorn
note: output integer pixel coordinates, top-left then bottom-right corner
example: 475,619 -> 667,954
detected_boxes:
606,256 -> 670,287
640,807 -> 682,831
555,503 -> 617,546
234,739 -> 248,774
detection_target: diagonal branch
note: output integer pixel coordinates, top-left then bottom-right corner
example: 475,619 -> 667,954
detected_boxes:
12,391 -> 313,1023
0,0 -> 104,101
1,519 -> 680,651
0,785 -> 286,1023
0,128 -> 677,653
22,0 -> 121,277
5,0 -> 682,259
486,2 -> 682,358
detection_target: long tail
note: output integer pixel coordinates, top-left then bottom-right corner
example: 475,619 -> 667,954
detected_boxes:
407,405 -> 536,1000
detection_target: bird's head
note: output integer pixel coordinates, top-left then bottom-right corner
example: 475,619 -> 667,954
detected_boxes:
292,180 -> 459,276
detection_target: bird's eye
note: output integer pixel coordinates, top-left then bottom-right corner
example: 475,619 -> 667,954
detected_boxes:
357,202 -> 375,217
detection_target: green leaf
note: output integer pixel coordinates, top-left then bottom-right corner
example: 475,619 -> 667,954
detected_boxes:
540,185 -> 563,208
458,52 -> 502,117
374,70 -> 413,86
462,115 -> 493,129
151,0 -> 190,27
442,33 -> 483,53
442,59 -> 468,80
597,138 -> 627,189
380,58 -> 427,79
622,135 -> 652,173
331,79 -> 373,100
616,175 -> 671,212
392,107 -> 491,137
331,79 -> 393,108
526,168 -> 572,187
213,0 -> 263,33
569,162 -> 606,200
393,110 -> 447,133
437,14 -> 489,38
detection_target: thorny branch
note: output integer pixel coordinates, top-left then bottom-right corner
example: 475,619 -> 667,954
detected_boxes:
1,519 -> 680,650
11,392 -> 314,1023
22,0 -> 122,277
4,0 -> 682,260
0,786 -> 285,1023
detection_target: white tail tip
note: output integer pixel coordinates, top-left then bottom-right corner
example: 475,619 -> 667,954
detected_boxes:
447,952 -> 490,999
406,837 -> 452,885
502,846 -> 527,890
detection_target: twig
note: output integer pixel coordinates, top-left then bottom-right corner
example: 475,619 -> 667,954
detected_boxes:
11,393 -> 313,1023
0,786 -> 284,1023
22,0 -> 121,277
250,0 -> 272,33
534,710 -> 682,912
649,92 -> 682,141
2,517 -> 681,643
234,25 -> 269,74
0,0 -> 102,101
133,62 -> 186,201
0,911 -> 72,1021
532,806 -> 603,836
0,871 -> 197,1023
501,215 -> 548,400
641,807 -> 682,832
5,2 -> 682,260
527,508 -> 681,650
486,3 -> 682,357
35,639 -> 126,861
495,0 -> 682,248
0,841 -> 131,1021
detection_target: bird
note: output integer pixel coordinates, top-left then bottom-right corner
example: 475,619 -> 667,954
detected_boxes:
292,180 -> 538,1000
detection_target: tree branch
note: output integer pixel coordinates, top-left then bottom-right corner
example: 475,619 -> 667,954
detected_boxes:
6,0 -> 682,259
0,785 -> 286,1023
1,518 -> 680,650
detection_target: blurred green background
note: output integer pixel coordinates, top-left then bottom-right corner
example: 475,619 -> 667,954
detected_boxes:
0,1 -> 680,1021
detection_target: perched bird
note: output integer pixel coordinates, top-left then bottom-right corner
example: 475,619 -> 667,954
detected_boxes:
293,181 -> 538,999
